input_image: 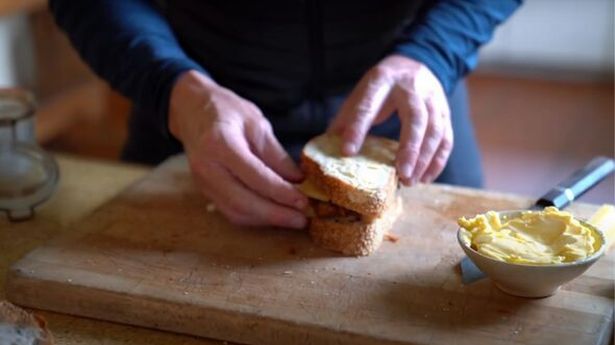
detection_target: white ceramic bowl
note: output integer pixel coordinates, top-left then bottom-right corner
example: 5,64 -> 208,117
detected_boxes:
457,210 -> 607,298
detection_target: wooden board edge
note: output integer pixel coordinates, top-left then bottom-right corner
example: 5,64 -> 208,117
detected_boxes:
5,263 -> 398,345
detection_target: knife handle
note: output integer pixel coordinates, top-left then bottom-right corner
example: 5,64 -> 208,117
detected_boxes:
536,156 -> 615,209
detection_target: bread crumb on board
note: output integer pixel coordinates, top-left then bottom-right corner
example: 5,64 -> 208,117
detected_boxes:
384,232 -> 399,243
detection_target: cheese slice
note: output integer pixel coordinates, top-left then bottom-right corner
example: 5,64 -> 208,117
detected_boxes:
296,177 -> 329,202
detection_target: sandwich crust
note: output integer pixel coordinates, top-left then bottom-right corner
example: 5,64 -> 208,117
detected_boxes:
309,196 -> 402,256
300,134 -> 398,218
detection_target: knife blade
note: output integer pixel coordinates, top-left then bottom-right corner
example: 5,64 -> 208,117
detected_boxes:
460,156 -> 615,284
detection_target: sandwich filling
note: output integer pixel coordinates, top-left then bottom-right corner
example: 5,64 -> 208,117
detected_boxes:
310,199 -> 361,221
297,177 -> 362,222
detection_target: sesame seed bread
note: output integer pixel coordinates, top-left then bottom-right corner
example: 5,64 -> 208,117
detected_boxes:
309,196 -> 402,256
0,300 -> 54,345
300,134 -> 399,218
299,134 -> 402,256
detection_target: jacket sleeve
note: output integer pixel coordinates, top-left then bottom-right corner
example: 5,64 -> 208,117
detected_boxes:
393,0 -> 522,94
49,0 -> 207,138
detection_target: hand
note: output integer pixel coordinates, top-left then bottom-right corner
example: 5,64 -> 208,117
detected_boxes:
329,55 -> 453,186
169,70 -> 308,228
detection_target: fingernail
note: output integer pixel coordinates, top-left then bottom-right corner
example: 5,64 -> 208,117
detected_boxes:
290,216 -> 307,229
343,142 -> 357,155
295,198 -> 307,210
420,174 -> 432,183
400,164 -> 412,180
283,157 -> 304,181
290,170 -> 304,182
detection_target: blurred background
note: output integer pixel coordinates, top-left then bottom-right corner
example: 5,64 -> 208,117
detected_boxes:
0,0 -> 613,203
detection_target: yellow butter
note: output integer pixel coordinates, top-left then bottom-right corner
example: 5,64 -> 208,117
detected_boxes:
588,204 -> 615,249
458,207 -> 602,265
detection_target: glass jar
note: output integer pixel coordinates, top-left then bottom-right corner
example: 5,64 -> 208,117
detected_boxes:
0,88 -> 59,221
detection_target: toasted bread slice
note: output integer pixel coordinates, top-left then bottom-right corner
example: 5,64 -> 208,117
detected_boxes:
309,196 -> 402,256
0,300 -> 54,345
301,134 -> 399,218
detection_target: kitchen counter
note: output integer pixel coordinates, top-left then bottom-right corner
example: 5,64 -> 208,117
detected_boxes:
2,154 -> 613,345
0,154 -> 225,345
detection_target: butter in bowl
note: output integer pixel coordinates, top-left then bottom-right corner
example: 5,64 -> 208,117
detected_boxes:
457,207 -> 607,298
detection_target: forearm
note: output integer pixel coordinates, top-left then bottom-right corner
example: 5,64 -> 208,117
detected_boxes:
393,0 -> 522,94
49,0 -> 207,137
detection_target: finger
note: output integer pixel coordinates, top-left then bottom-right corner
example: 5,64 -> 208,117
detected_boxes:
372,97 -> 396,125
221,129 -> 308,210
193,161 -> 307,229
329,67 -> 394,155
396,92 -> 429,186
420,115 -> 454,183
247,118 -> 303,182
411,98 -> 446,182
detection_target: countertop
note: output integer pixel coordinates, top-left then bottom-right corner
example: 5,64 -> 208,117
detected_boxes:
2,155 -> 612,345
0,154 -> 225,345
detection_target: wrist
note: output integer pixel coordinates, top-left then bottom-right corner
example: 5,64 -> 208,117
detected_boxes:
383,54 -> 426,71
384,54 -> 445,92
387,52 -> 449,94
168,70 -> 218,141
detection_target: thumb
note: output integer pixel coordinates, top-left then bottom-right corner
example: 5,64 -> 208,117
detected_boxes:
247,119 -> 304,182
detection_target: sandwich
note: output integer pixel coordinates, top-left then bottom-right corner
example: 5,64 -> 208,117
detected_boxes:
297,134 -> 402,256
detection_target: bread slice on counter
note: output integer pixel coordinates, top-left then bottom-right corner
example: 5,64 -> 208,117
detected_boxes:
0,300 -> 54,345
298,133 -> 402,256
301,134 -> 399,218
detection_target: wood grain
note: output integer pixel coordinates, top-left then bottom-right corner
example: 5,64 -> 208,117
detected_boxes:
0,155 -> 224,345
6,156 -> 614,345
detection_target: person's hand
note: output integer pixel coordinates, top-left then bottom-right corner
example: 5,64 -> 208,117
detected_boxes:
169,70 -> 308,228
329,55 -> 453,186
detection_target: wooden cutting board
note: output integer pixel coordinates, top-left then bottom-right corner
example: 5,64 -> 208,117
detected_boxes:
6,156 -> 614,345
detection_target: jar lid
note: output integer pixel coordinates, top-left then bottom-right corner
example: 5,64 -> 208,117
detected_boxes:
0,89 -> 58,221
0,144 -> 59,221
0,88 -> 34,125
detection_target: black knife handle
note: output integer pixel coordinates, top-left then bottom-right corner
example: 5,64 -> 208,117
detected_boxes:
535,156 -> 615,209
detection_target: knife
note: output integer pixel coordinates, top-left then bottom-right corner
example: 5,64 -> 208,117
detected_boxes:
460,156 -> 615,285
